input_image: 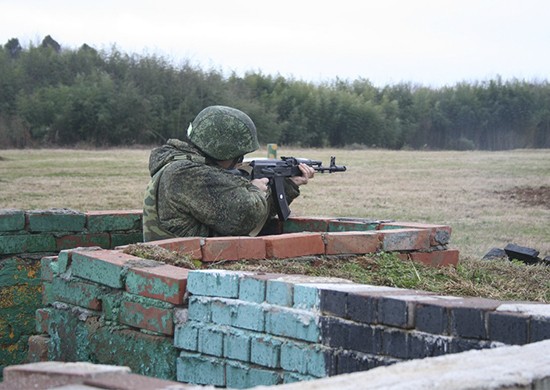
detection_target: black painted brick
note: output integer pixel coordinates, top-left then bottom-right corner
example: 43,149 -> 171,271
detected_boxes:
320,289 -> 348,318
382,328 -> 409,359
347,293 -> 377,324
336,350 -> 371,374
531,317 -> 550,342
488,311 -> 529,345
450,307 -> 488,339
347,322 -> 375,354
319,316 -> 348,348
378,296 -> 413,329
415,302 -> 450,335
408,332 -> 452,359
450,338 -> 494,354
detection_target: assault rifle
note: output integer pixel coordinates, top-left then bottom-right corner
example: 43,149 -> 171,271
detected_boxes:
233,156 -> 347,220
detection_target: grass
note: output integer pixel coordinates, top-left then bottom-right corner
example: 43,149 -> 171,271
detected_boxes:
2,147 -> 550,302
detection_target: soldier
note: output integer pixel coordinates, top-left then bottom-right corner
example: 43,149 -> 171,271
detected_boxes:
142,105 -> 314,241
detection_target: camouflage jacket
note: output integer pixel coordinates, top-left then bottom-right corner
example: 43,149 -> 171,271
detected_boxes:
142,139 -> 300,241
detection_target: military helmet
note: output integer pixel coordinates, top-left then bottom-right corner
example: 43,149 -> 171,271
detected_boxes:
187,105 -> 260,160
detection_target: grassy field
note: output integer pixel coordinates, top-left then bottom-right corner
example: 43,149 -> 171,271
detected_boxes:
1,147 -> 548,260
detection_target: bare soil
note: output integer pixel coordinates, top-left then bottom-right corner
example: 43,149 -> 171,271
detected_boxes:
498,186 -> 550,209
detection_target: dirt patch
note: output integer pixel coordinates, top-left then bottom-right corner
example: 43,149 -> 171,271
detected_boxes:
497,186 -> 550,209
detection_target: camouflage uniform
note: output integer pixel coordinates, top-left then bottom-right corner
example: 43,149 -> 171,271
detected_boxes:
143,108 -> 300,241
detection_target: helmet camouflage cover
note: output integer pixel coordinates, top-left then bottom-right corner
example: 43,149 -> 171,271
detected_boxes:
187,105 -> 260,160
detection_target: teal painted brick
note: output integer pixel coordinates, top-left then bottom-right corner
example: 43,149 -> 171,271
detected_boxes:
233,301 -> 266,332
187,270 -> 242,298
0,234 -> 56,255
55,233 -> 110,251
239,276 -> 266,303
177,352 -> 226,386
283,372 -> 317,384
174,321 -> 201,351
224,328 -> 252,362
28,209 -> 86,232
280,341 -> 330,377
250,334 -> 283,368
198,325 -> 226,356
210,298 -> 234,326
0,209 -> 25,232
87,212 -> 141,233
41,281 -> 54,305
188,296 -> 212,322
293,284 -> 321,310
71,251 -> 126,288
265,306 -> 320,342
266,280 -> 293,306
226,360 -> 281,388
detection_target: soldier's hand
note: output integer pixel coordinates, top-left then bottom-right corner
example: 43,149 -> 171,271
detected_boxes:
251,178 -> 269,192
290,163 -> 315,186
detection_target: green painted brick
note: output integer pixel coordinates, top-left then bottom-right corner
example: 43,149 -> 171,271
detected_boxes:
41,281 -> 55,305
280,341 -> 330,377
0,256 -> 42,286
51,277 -> 106,310
188,296 -> 212,322
266,280 -> 294,306
71,251 -> 126,288
111,231 -> 143,248
0,209 -> 25,232
87,212 -> 141,233
28,209 -> 86,232
40,256 -> 58,282
56,233 -> 110,251
177,352 -> 226,386
224,328 -> 252,362
226,360 -> 281,388
187,270 -> 242,298
174,321 -> 201,351
265,306 -> 320,342
251,334 -> 283,368
239,276 -> 266,303
0,234 -> 56,255
198,325 -> 226,356
101,291 -> 123,321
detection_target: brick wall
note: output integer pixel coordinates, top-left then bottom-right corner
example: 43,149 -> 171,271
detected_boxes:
19,213 -> 550,388
0,208 -> 142,375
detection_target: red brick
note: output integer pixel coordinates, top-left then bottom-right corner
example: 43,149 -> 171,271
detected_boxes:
125,264 -> 189,304
56,233 -> 110,251
27,335 -> 50,363
149,237 -> 202,259
201,237 -> 266,262
380,228 -> 431,251
409,249 -> 460,267
263,232 -> 325,259
324,231 -> 381,255
380,222 -> 452,246
119,300 -> 174,335
36,309 -> 50,334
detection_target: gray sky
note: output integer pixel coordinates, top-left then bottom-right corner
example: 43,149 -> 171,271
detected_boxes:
1,0 -> 549,87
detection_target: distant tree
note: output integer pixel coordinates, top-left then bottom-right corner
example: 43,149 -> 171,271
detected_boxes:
41,35 -> 61,53
5,38 -> 22,58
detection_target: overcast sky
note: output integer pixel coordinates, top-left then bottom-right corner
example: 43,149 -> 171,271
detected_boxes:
1,0 -> 549,87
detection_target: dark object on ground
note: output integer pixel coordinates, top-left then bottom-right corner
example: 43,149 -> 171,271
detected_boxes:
504,243 -> 540,264
482,247 -> 507,260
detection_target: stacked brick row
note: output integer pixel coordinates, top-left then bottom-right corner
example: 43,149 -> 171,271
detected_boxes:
0,209 -> 142,376
151,217 -> 459,266
175,270 -> 550,388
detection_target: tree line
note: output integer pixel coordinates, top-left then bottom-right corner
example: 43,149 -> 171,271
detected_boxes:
1,36 -> 549,150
